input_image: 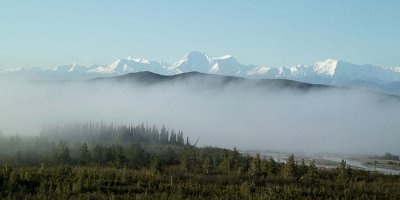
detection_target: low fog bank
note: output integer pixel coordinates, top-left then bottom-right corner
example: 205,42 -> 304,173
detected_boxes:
0,77 -> 399,155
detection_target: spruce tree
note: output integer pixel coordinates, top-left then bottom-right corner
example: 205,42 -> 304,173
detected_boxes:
308,160 -> 317,179
282,154 -> 296,179
268,156 -> 278,174
337,160 -> 348,184
114,144 -> 126,166
250,153 -> 262,177
91,144 -> 104,163
79,143 -> 90,165
55,141 -> 70,164
299,158 -> 307,177
202,156 -> 212,175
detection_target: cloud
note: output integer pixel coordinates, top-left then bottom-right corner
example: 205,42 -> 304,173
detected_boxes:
0,77 -> 399,155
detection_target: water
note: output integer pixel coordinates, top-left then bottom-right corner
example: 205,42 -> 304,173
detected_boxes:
321,156 -> 400,175
246,150 -> 400,175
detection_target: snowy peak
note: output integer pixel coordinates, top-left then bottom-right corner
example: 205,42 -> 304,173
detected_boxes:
392,67 -> 400,73
168,51 -> 251,76
313,59 -> 338,77
169,51 -> 211,73
211,55 -> 238,64
90,56 -> 168,75
210,54 -> 245,75
244,58 -> 400,85
3,51 -> 400,90
126,56 -> 150,64
246,67 -> 271,76
185,51 -> 211,62
214,55 -> 233,60
54,63 -> 93,73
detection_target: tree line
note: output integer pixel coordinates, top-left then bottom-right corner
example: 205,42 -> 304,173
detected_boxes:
0,122 -> 400,199
41,122 -> 185,145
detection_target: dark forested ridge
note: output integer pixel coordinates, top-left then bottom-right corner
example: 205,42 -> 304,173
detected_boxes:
93,71 -> 332,90
0,122 -> 400,199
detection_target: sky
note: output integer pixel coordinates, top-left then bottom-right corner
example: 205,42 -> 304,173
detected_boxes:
1,0 -> 400,69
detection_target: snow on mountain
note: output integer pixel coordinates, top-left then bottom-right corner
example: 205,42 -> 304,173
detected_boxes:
2,51 -> 400,93
168,51 -> 212,74
392,67 -> 400,73
245,59 -> 400,85
330,61 -> 393,84
313,59 -> 338,77
245,59 -> 340,82
4,67 -> 24,73
246,67 -> 292,79
246,66 -> 271,76
168,51 -> 253,76
89,56 -> 169,75
54,63 -> 91,73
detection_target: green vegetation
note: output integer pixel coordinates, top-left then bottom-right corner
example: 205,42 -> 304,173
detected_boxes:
0,122 -> 400,199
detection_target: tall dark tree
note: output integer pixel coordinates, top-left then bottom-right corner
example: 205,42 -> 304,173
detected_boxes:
202,156 -> 212,175
169,130 -> 177,145
114,144 -> 126,166
79,143 -> 90,165
337,160 -> 349,184
308,159 -> 317,179
180,147 -> 198,173
103,146 -> 115,163
299,158 -> 307,177
250,153 -> 262,177
268,156 -> 278,174
282,154 -> 296,179
91,144 -> 104,163
55,141 -> 70,164
128,143 -> 148,168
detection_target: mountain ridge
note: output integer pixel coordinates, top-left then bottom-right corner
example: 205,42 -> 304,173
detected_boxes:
85,71 -> 400,99
88,71 -> 335,93
2,51 -> 400,95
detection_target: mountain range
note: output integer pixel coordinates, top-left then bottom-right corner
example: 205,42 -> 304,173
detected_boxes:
2,51 -> 400,95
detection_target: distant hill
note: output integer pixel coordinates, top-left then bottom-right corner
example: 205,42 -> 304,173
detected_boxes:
93,71 -> 331,91
2,51 -> 400,95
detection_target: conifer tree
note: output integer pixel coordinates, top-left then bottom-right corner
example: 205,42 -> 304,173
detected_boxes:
282,154 -> 296,179
202,156 -> 212,175
169,130 -> 177,145
55,141 -> 70,164
180,147 -> 196,173
115,144 -> 126,166
177,131 -> 184,145
299,158 -> 307,177
151,158 -> 160,173
268,156 -> 278,174
308,160 -> 317,179
79,143 -> 90,165
337,160 -> 348,183
128,143 -> 147,168
250,153 -> 262,177
91,144 -> 104,163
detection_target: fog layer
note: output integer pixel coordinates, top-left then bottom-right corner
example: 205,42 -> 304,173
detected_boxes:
0,77 -> 399,155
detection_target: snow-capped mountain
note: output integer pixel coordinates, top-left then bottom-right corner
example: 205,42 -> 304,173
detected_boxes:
89,56 -> 169,75
2,51 -> 400,94
392,67 -> 400,73
54,63 -> 96,75
168,51 -> 254,76
240,58 -> 400,86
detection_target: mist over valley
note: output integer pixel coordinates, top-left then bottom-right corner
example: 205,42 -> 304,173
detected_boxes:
1,72 -> 399,155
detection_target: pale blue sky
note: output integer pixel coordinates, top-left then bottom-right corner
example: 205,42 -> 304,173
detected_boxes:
1,0 -> 399,69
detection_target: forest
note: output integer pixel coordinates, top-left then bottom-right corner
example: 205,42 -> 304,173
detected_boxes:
0,122 -> 399,199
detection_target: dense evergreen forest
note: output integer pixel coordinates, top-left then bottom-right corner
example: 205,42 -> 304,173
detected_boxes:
0,122 -> 399,199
